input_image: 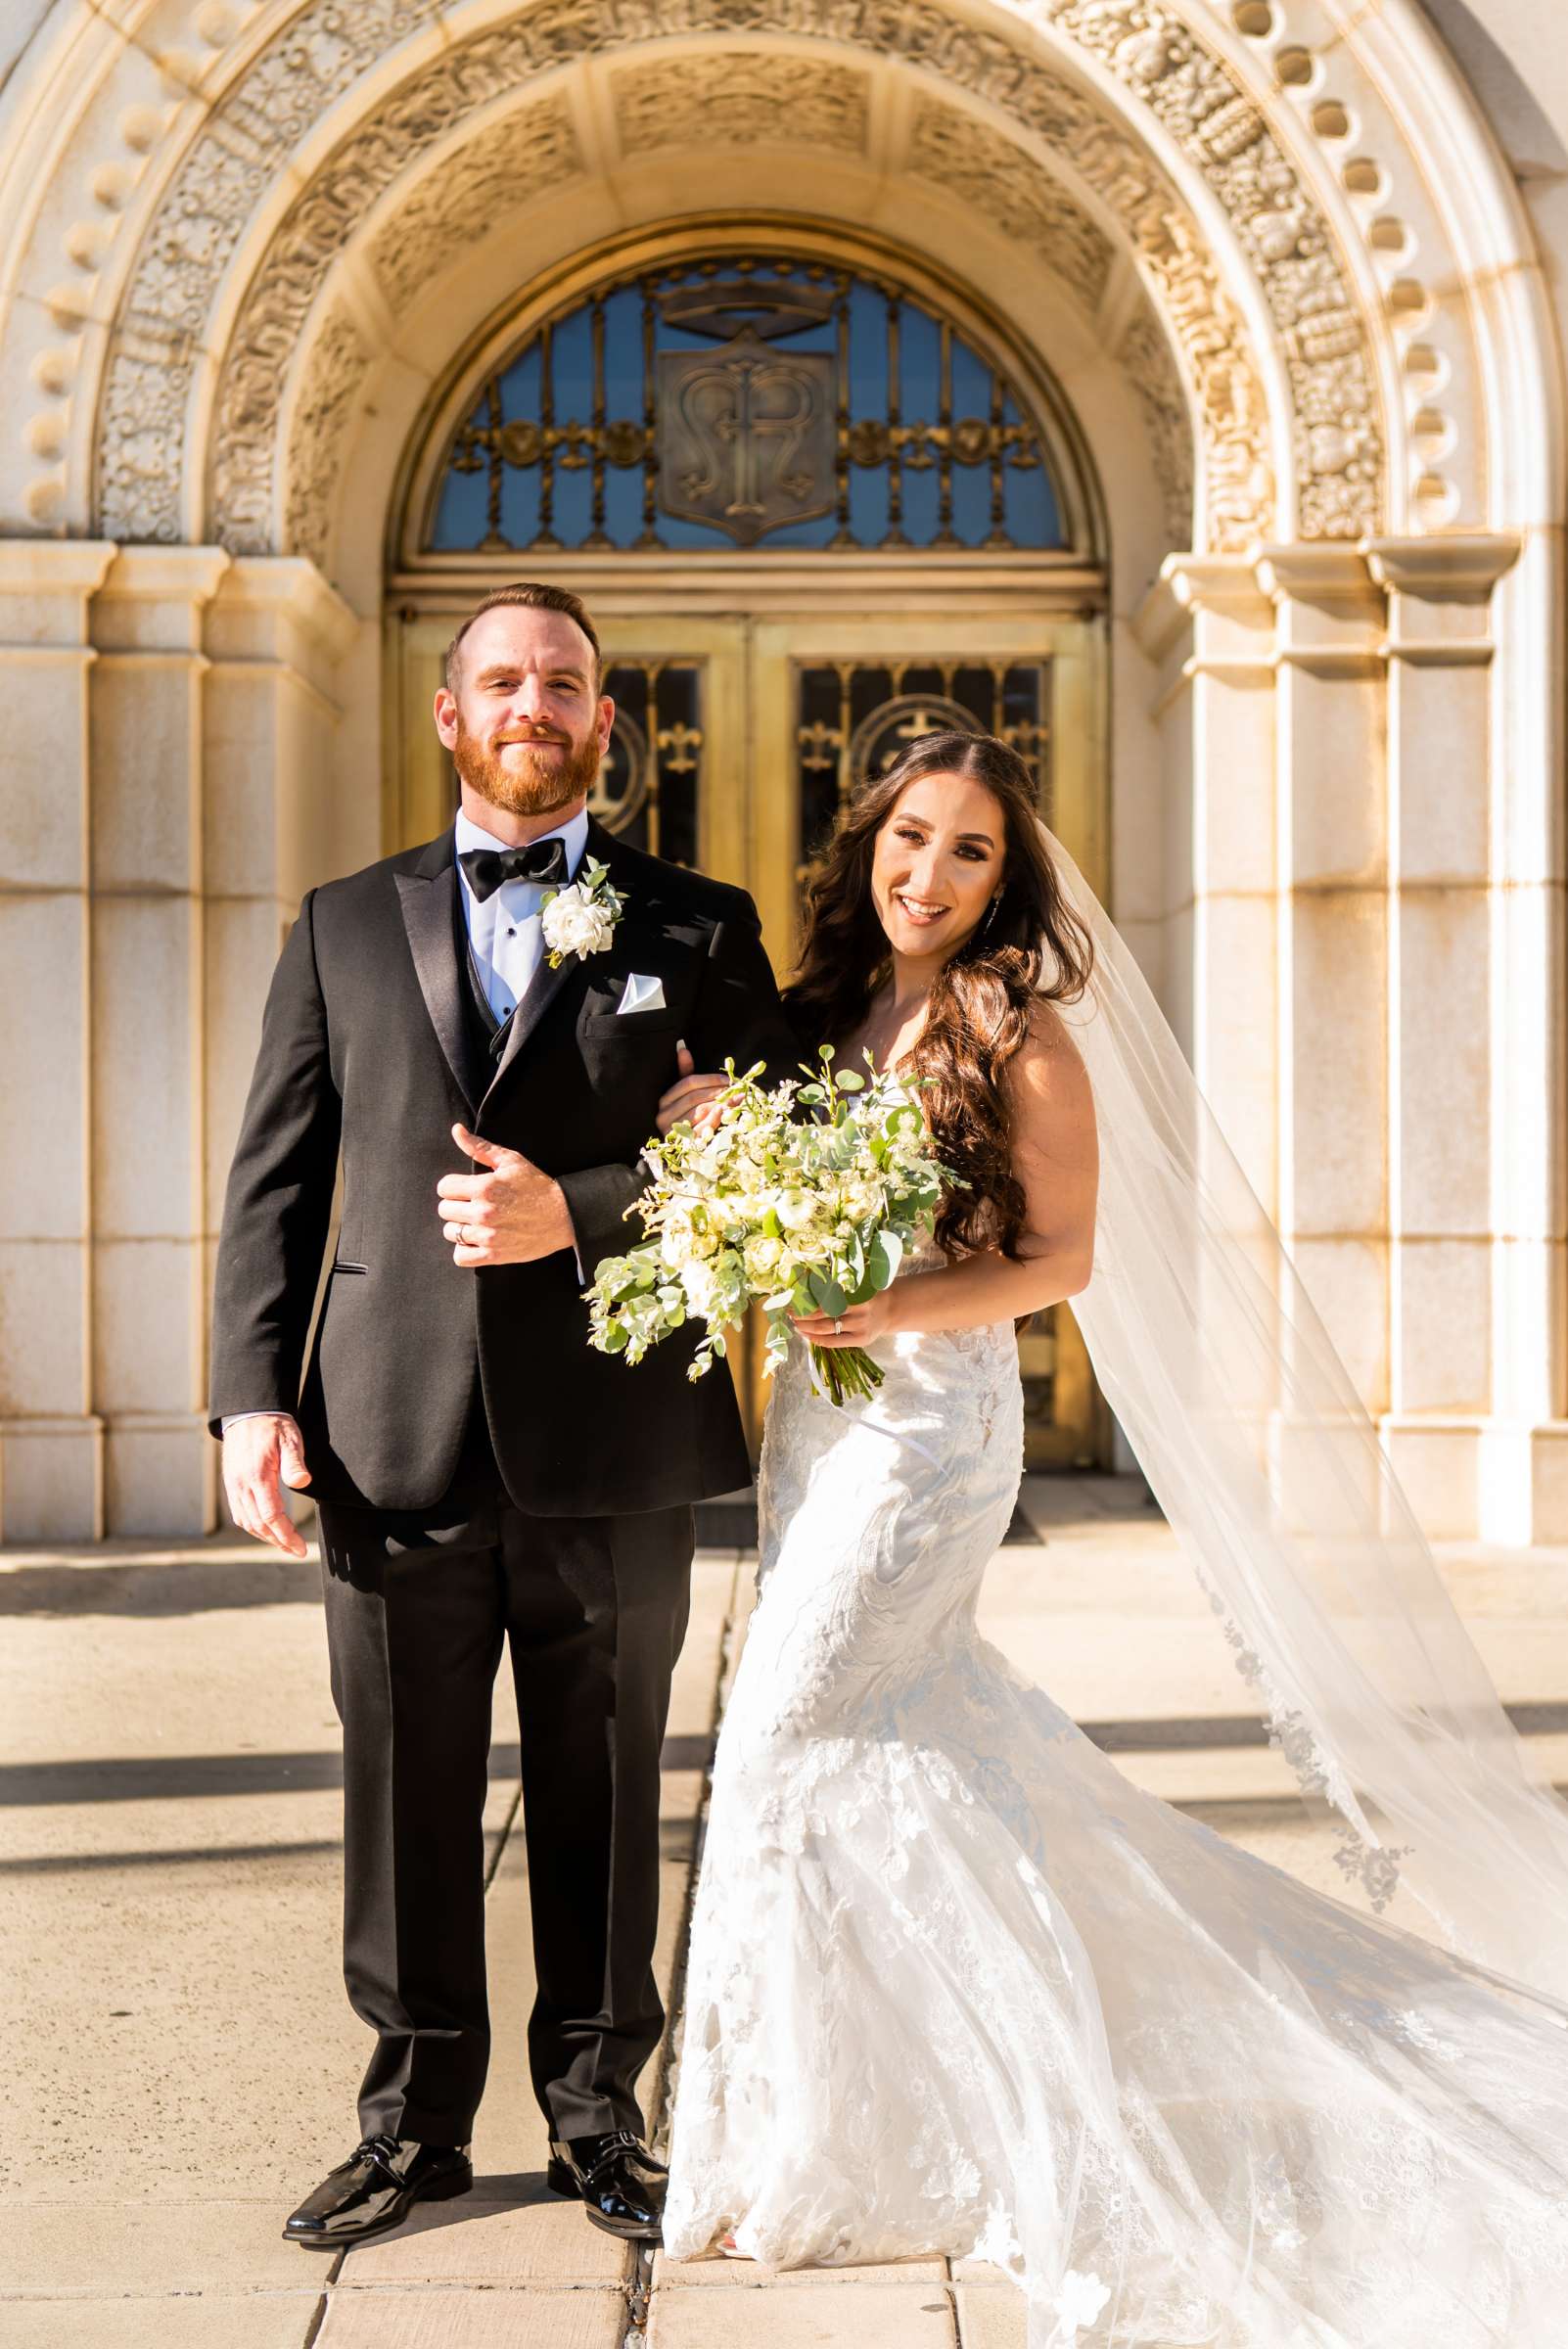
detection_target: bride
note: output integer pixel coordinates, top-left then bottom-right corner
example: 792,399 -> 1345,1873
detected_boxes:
659,729 -> 1568,2347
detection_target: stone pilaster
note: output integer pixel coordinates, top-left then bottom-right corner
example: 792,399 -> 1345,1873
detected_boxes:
1361,535 -> 1519,1533
1140,555 -> 1278,1213
1484,519 -> 1568,1542
202,559 -> 362,1533
1254,546 -> 1389,1411
0,542 -> 117,1541
89,547 -> 231,1536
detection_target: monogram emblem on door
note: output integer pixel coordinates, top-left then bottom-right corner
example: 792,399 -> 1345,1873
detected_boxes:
657,331 -> 835,545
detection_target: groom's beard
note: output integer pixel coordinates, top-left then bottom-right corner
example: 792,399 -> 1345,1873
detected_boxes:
451,714 -> 602,818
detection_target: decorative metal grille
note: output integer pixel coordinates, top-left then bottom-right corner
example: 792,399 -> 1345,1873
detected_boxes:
795,659 -> 1051,878
792,655 -> 1056,1442
593,661 -> 703,863
430,255 -> 1064,553
1019,1322 -> 1059,1450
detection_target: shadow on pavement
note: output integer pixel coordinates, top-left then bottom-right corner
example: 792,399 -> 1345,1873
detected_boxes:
0,1550 -> 321,1616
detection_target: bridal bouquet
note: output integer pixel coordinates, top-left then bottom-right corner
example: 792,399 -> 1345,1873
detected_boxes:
584,1048 -> 957,1404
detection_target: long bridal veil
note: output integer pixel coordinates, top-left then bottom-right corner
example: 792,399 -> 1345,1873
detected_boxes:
1038,819 -> 1568,2001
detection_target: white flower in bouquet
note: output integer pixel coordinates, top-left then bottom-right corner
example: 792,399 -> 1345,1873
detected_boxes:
539,855 -> 624,967
584,1045 -> 965,1406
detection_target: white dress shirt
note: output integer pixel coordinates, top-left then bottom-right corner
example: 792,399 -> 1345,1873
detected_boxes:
222,805 -> 592,1434
455,804 -> 590,1024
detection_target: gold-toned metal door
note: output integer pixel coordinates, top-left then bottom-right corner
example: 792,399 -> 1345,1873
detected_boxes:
751,612 -> 1106,1471
391,605 -> 1106,1470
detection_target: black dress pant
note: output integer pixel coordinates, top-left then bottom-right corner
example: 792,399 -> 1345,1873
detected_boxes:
315,1410 -> 693,2147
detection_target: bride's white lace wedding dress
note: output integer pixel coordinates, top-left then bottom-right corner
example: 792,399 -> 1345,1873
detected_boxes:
663,1254 -> 1568,2348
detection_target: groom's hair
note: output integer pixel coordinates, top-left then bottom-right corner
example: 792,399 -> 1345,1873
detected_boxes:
444,582 -> 604,694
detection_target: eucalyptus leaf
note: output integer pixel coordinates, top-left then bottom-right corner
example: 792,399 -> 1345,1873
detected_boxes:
867,1228 -> 904,1292
807,1268 -> 851,1318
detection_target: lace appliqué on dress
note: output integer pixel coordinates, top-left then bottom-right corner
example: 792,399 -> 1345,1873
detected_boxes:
664,1282 -> 1568,2348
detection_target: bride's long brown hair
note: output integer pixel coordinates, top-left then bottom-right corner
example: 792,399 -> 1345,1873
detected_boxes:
784,730 -> 1094,1260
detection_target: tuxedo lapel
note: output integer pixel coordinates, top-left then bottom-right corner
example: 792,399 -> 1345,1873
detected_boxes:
395,829 -> 478,1113
484,945 -> 579,1097
481,815 -> 629,1104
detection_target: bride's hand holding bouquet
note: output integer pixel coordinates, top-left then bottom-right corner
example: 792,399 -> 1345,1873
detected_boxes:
584,1046 -> 961,1405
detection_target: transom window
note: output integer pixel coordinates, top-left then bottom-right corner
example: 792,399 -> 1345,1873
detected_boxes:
427,253 -> 1066,554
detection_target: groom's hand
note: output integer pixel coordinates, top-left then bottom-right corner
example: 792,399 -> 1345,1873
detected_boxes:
222,1413 -> 311,1558
438,1124 -> 576,1267
657,1040 -> 729,1137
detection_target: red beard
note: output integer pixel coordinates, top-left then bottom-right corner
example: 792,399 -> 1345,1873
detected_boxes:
451,714 -> 601,817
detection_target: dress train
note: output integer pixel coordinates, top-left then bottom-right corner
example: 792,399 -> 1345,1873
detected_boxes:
664,1292 -> 1568,2348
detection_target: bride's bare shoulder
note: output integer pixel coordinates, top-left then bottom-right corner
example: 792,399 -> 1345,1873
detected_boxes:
1016,996 -> 1088,1082
1006,999 -> 1096,1148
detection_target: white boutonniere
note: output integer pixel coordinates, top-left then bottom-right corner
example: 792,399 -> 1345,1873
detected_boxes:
540,856 -> 626,969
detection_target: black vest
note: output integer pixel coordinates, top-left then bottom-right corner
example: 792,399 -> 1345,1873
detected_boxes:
441,887 -> 512,1503
453,883 -> 517,1099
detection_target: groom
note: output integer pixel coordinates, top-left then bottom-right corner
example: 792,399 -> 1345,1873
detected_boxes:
208,581 -> 795,2249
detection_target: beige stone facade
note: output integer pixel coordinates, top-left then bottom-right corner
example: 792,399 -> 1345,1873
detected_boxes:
0,0 -> 1564,1543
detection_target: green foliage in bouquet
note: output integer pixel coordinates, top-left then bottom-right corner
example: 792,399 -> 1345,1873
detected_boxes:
584,1047 -> 962,1405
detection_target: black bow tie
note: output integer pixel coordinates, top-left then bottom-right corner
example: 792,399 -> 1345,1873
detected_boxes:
458,836 -> 571,901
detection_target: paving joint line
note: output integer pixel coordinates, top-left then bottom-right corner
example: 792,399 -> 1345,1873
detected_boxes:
627,1551 -> 748,2344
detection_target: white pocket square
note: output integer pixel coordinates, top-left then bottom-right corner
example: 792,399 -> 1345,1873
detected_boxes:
616,971 -> 667,1014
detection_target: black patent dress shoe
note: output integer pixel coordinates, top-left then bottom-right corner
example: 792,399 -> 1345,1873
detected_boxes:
283,2134 -> 473,2247
546,2129 -> 668,2240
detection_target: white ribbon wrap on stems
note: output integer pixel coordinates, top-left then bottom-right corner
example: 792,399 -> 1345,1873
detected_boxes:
1040,819 -> 1568,2002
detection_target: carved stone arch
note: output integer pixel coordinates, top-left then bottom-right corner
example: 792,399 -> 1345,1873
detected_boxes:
213,32 -> 1282,568
78,0 -> 1356,560
3,0 -> 1552,548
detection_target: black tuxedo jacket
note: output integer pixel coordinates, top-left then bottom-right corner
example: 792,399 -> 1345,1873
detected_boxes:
208,817 -> 799,1516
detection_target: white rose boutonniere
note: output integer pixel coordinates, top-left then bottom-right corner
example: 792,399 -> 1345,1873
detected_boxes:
539,855 -> 626,969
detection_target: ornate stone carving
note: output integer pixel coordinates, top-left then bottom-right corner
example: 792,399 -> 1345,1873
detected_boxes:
907,101 -> 1113,316
281,304 -> 372,570
908,88 -> 1264,546
1115,299 -> 1194,550
1028,0 -> 1380,536
208,80 -> 583,554
368,97 -> 582,313
612,52 -> 868,156
96,321 -> 196,548
93,0 -> 1381,556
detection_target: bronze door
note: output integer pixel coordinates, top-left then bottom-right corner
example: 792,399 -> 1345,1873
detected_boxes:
392,605 -> 1106,1469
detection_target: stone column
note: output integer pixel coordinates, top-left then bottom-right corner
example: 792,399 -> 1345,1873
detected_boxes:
88,547 -> 231,1536
1361,536 -> 1519,1534
1484,522 -> 1568,1542
1138,555 -> 1279,1211
1141,535 -> 1566,1542
202,559 -> 362,1531
1,547 -> 359,1543
1254,547 -> 1389,1411
0,541 -> 116,1542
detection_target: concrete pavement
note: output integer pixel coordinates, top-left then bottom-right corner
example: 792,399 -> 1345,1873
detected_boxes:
5,1478 -> 1567,2347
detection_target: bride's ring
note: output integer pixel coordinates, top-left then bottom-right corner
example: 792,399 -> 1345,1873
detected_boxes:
832,1317 -> 844,1335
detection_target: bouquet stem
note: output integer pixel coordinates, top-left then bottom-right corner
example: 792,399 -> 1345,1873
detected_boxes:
809,1343 -> 887,1405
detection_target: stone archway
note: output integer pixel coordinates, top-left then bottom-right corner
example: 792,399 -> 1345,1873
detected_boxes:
0,0 -> 1563,1544
85,4 -> 1331,563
